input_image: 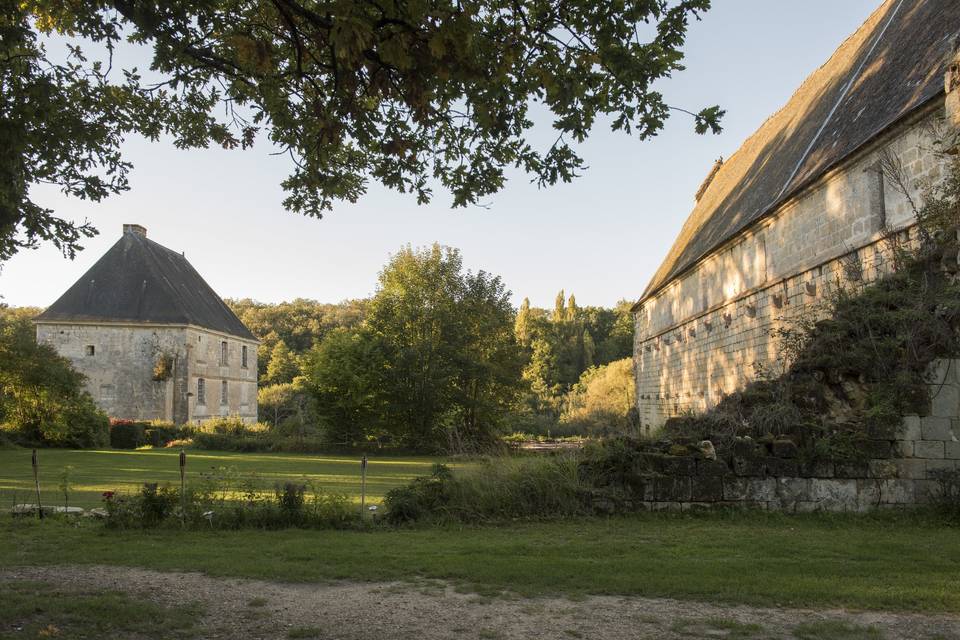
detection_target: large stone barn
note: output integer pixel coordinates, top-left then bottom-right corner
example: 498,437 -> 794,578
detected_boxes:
632,0 -> 960,431
35,224 -> 259,424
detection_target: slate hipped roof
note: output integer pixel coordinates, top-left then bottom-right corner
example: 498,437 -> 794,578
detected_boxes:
639,0 -> 960,305
36,227 -> 256,341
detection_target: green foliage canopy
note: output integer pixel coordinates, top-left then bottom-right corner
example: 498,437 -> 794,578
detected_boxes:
303,244 -> 524,451
5,1 -> 721,262
0,307 -> 108,447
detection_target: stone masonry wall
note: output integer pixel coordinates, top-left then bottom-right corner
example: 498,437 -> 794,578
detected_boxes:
590,360 -> 960,513
185,326 -> 258,424
36,322 -> 259,424
36,323 -> 188,422
633,105 -> 947,431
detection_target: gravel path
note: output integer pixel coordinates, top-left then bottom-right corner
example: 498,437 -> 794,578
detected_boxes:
2,565 -> 959,639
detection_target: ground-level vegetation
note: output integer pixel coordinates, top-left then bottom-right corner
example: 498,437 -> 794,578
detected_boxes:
3,511 -> 960,614
0,448 -> 443,511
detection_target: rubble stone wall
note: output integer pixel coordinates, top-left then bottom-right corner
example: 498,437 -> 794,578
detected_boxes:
592,360 -> 960,513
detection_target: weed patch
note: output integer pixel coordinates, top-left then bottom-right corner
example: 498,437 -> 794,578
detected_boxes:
0,580 -> 201,639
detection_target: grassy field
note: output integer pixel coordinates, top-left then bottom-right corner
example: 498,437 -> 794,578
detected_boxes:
0,448 -> 443,509
3,511 -> 960,613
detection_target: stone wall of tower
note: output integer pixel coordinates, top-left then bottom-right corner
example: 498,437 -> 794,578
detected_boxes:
633,104 -> 946,432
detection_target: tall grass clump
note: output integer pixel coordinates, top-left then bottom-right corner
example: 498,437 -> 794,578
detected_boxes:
384,455 -> 587,524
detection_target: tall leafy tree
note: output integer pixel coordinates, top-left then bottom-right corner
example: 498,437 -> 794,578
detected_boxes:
514,297 -> 532,348
265,340 -> 300,385
552,290 -> 566,323
0,308 -> 108,446
366,244 -> 523,450
6,1 -> 720,262
303,327 -> 390,446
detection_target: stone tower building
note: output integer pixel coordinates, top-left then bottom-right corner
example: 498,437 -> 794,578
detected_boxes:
35,224 -> 259,424
632,0 -> 960,430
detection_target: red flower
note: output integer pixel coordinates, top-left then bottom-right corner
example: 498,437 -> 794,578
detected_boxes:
102,491 -> 115,500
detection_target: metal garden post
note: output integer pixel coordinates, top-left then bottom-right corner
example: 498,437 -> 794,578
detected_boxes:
32,449 -> 43,520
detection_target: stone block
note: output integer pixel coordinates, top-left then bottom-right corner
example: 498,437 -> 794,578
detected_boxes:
731,437 -> 759,458
893,458 -> 927,479
680,502 -> 715,512
925,459 -> 957,476
879,479 -> 914,504
915,441 -> 946,459
921,417 -> 956,442
927,359 -> 957,387
894,440 -> 914,458
732,456 -> 763,477
810,479 -> 858,511
856,440 -> 892,459
695,459 -> 731,476
744,478 -> 778,502
856,480 -> 881,512
772,439 -> 799,458
867,459 -> 898,479
930,384 -> 960,418
765,458 -> 800,477
650,501 -> 682,512
901,415 -> 922,441
799,460 -> 834,478
835,462 -> 869,479
723,478 -> 748,501
775,478 -> 812,511
660,455 -> 696,476
914,479 -> 941,502
652,477 -> 691,502
946,441 -> 960,460
690,476 -> 724,502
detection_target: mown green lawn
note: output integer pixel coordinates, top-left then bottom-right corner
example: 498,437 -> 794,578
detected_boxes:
0,448 -> 442,509
3,511 -> 960,613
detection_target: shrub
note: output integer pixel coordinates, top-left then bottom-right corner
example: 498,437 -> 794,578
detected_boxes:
109,420 -> 147,449
144,422 -> 182,447
559,358 -> 638,437
384,457 -> 587,524
102,474 -> 358,530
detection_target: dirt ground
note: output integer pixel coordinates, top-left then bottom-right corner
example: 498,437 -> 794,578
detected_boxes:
2,565 -> 959,640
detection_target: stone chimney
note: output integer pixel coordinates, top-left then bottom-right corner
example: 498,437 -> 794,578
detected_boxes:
944,37 -> 960,152
123,224 -> 147,238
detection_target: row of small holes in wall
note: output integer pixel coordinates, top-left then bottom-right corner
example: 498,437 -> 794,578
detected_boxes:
642,279 -> 822,353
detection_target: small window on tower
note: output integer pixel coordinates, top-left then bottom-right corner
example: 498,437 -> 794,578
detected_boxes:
220,341 -> 228,366
241,345 -> 248,369
85,345 -> 95,356
197,378 -> 206,405
221,380 -> 228,405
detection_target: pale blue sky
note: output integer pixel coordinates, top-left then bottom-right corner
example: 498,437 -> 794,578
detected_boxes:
3,1 -> 881,310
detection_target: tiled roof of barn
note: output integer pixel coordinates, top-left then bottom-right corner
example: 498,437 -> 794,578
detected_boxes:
36,228 -> 256,340
639,0 -> 960,305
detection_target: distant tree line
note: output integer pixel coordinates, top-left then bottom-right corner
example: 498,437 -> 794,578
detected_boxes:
229,249 -> 636,452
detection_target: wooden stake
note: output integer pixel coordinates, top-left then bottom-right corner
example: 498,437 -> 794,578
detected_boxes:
32,449 -> 43,520
179,449 -> 187,527
360,455 -> 367,520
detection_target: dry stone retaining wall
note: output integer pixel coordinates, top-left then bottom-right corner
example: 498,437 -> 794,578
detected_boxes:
591,359 -> 960,513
